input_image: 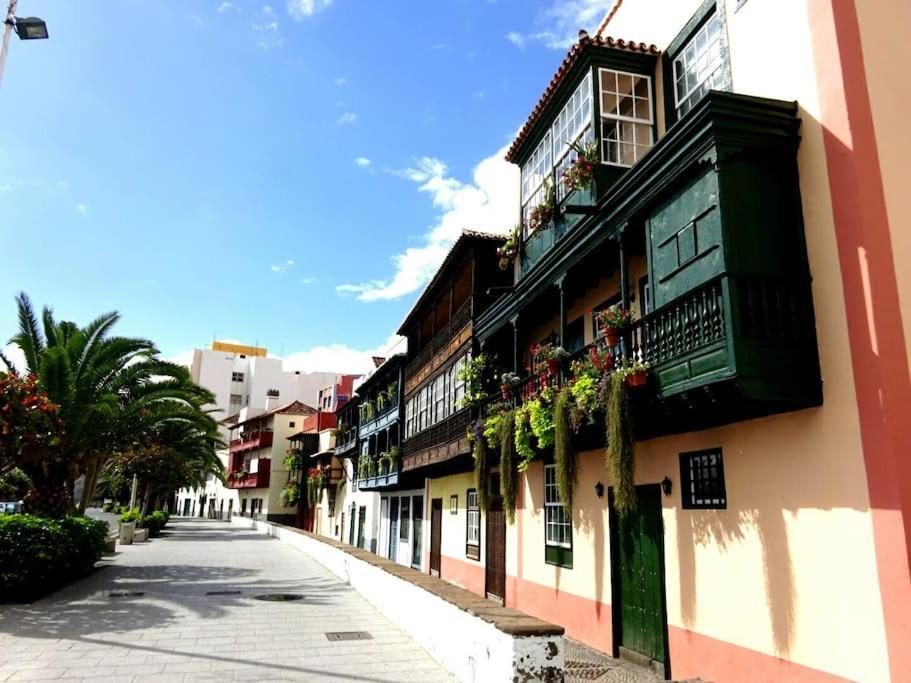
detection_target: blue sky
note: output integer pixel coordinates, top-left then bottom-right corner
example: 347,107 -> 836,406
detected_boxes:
0,0 -> 609,373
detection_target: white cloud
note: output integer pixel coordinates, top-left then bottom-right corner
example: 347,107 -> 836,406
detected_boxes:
335,77 -> 346,87
287,0 -> 332,20
270,259 -> 295,273
74,203 -> 88,214
0,184 -> 10,192
354,157 -> 372,168
505,31 -> 525,48
337,112 -> 358,125
283,334 -> 405,375
1,344 -> 26,372
506,0 -> 610,50
428,42 -> 449,50
169,349 -> 195,368
300,276 -> 317,285
337,146 -> 519,302
217,2 -> 239,13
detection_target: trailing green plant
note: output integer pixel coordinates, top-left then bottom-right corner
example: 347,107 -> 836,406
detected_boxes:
513,406 -> 536,470
284,452 -> 302,471
457,354 -> 494,409
471,422 -> 490,513
497,225 -> 520,270
605,373 -> 636,516
281,484 -> 299,507
554,387 -> 576,512
527,180 -> 556,235
561,140 -> 599,193
499,410 -> 518,523
387,381 -> 398,401
527,395 -> 555,450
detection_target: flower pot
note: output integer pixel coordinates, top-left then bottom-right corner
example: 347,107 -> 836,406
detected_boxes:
603,327 -> 622,348
546,358 -> 561,375
625,370 -> 648,388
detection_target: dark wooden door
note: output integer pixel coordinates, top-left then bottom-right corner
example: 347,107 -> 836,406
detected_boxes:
485,478 -> 506,602
613,485 -> 668,670
430,499 -> 443,576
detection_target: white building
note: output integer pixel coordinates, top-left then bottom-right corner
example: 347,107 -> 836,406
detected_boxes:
177,340 -> 357,518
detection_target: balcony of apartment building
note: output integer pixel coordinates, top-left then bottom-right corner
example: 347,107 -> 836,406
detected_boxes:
228,428 -> 274,455
357,424 -> 401,491
226,453 -> 271,489
404,294 -> 475,394
477,37 -> 822,434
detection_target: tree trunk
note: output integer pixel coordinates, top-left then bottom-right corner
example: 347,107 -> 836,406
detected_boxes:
140,481 -> 153,521
77,457 -> 99,515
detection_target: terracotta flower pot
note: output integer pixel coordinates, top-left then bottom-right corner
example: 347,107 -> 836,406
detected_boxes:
604,327 -> 622,348
625,370 -> 648,388
546,358 -> 561,375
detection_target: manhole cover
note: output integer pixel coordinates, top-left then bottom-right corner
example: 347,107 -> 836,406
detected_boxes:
206,590 -> 242,596
253,593 -> 304,602
107,591 -> 145,598
325,631 -> 372,641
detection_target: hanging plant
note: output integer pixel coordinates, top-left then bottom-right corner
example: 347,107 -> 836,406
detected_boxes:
457,354 -> 494,409
497,225 -> 521,270
284,452 -> 302,471
281,483 -> 299,507
561,140 -> 599,193
527,181 -> 556,236
605,373 -> 636,516
527,395 -> 555,450
513,406 -> 536,471
499,409 -> 518,523
596,305 -> 634,348
471,420 -> 491,513
554,387 -> 577,512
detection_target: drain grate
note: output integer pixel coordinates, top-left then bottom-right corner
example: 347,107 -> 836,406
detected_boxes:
253,593 -> 304,602
325,631 -> 372,641
107,591 -> 145,598
206,590 -> 242,596
565,662 -> 612,681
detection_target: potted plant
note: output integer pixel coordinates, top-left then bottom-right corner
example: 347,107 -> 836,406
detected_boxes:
561,140 -> 599,196
622,358 -> 650,389
527,181 -> 556,236
531,343 -> 568,375
596,305 -> 634,348
497,226 -> 520,270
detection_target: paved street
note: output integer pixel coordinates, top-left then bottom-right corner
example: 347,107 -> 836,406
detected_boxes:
0,519 -> 454,682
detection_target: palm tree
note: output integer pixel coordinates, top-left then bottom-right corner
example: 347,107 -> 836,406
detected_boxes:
3,293 -> 219,515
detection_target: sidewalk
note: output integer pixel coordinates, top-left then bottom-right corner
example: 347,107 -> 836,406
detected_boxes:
0,518 -> 453,682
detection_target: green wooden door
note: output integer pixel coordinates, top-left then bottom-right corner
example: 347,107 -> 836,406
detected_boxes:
615,485 -> 667,665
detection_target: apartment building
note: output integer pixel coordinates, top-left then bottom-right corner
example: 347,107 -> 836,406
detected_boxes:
383,2 -> 910,682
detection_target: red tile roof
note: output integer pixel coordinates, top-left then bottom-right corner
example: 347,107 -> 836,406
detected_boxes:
226,400 -> 316,429
505,32 -> 659,164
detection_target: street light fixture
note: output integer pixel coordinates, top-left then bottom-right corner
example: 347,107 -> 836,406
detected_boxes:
0,1 -> 49,90
12,16 -> 48,40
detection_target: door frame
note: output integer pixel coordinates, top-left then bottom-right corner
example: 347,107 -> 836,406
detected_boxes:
485,474 -> 506,604
608,483 -> 672,680
429,498 -> 443,577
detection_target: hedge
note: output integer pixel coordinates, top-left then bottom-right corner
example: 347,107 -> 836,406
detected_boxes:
0,514 -> 110,602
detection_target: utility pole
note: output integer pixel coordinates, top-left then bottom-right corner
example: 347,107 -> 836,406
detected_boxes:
0,1 -> 18,90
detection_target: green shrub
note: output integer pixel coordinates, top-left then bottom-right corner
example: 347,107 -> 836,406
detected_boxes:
0,515 -> 108,602
119,508 -> 141,524
143,510 -> 168,537
101,501 -> 113,512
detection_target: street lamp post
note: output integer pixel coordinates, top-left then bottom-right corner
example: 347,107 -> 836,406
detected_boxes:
0,1 -> 49,90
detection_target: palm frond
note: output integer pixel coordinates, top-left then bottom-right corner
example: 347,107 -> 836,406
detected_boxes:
11,292 -> 45,374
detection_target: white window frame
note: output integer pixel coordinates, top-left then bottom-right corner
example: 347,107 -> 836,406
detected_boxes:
466,490 -> 480,546
551,72 -> 594,201
231,372 -> 244,383
598,67 -> 654,169
673,10 -> 724,117
544,464 -> 572,548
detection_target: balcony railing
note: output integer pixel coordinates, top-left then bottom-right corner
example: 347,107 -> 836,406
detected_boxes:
402,408 -> 472,460
227,458 -> 271,489
335,428 -> 359,455
358,404 -> 399,438
229,430 -> 273,454
405,297 -> 473,384
358,459 -> 400,490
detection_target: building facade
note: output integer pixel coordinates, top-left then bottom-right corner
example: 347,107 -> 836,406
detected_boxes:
404,2 -> 910,682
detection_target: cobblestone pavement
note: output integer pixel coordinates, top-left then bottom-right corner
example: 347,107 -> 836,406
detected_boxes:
0,519 -> 454,682
565,638 -> 662,683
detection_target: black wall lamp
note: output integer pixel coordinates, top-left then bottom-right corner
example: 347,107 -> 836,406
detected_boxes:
594,481 -> 604,498
661,476 -> 672,497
